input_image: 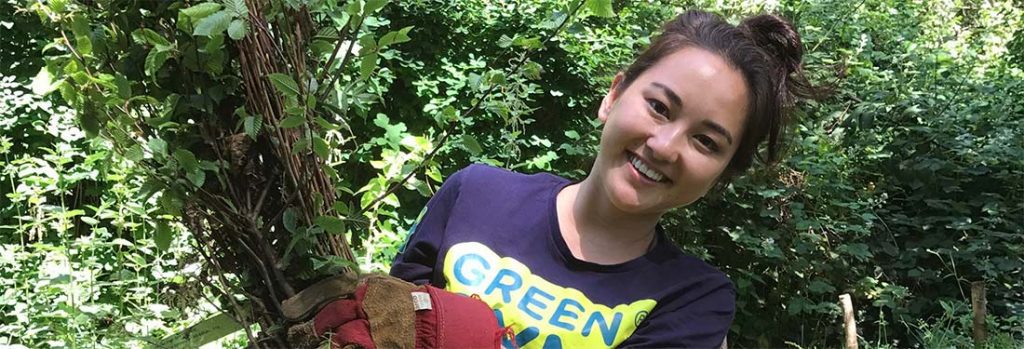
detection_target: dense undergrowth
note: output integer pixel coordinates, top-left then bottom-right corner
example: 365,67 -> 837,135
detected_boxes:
1,0 -> 1021,347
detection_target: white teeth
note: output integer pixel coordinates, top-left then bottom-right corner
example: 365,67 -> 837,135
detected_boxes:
629,154 -> 666,182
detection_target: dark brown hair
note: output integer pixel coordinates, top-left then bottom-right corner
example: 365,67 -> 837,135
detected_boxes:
616,10 -> 820,184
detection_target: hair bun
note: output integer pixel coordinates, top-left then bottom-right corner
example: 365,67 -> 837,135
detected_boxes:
740,15 -> 803,75
740,14 -> 819,105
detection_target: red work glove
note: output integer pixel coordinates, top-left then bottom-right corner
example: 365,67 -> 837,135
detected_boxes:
290,274 -> 506,349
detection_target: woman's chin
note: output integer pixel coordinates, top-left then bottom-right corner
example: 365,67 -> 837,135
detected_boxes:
606,179 -> 654,214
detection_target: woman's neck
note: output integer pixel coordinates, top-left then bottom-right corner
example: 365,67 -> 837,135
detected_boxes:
557,177 -> 660,265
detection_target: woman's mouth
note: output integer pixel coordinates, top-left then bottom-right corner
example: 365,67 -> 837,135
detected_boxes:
627,152 -> 669,183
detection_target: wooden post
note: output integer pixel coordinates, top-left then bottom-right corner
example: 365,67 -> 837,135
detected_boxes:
972,281 -> 987,346
839,293 -> 858,349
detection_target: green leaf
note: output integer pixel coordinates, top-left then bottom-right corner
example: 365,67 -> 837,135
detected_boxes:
333,201 -> 350,215
539,11 -> 567,29
70,16 -> 92,55
114,74 -> 131,99
282,208 -> 299,233
358,34 -> 377,54
193,11 -> 231,37
497,35 -> 513,48
173,149 -> 199,172
807,280 -> 837,294
378,26 -> 413,47
154,220 -> 173,252
344,1 -> 362,15
243,116 -> 261,139
186,169 -> 206,187
78,108 -> 101,138
359,52 -> 378,80
363,0 -> 387,14
224,0 -> 248,18
395,26 -> 413,44
314,117 -> 340,131
279,115 -> 306,128
314,215 -> 346,234
160,190 -> 184,216
131,28 -> 172,48
584,0 -> 615,17
513,36 -> 542,49
227,19 -> 247,40
31,68 -> 63,95
267,73 -> 300,97
204,33 -> 225,52
292,137 -> 310,154
125,144 -> 145,161
522,61 -> 542,80
144,49 -> 170,77
461,134 -> 482,155
149,138 -> 168,157
312,136 -> 329,159
285,106 -> 305,117
181,2 -> 222,19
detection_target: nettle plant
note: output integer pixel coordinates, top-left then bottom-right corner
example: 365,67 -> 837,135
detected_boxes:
31,0 -> 604,343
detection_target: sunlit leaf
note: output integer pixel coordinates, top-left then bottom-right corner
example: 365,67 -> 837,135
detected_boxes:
227,19 -> 247,40
584,0 -> 614,17
181,2 -> 222,19
193,11 -> 231,37
364,0 -> 387,14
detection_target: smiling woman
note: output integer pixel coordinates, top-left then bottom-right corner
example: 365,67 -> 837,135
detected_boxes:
387,9 -> 821,349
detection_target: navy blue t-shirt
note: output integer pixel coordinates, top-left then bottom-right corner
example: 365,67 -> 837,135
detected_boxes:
391,164 -> 734,348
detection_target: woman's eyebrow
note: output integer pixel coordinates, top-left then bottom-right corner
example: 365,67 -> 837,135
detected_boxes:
702,120 -> 734,145
650,82 -> 734,145
651,82 -> 683,109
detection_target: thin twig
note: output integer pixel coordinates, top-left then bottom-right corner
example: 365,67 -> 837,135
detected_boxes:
251,172 -> 278,219
316,16 -> 354,82
235,237 -> 287,314
316,14 -> 366,102
192,230 -> 260,347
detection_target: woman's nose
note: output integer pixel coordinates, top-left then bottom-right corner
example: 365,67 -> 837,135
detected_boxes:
646,124 -> 683,164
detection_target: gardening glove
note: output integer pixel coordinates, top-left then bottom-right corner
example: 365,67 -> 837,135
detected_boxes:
284,272 -> 506,349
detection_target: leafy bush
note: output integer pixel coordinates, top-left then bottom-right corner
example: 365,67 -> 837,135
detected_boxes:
2,0 -> 1021,347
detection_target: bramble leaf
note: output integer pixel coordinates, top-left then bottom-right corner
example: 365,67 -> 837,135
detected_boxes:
267,73 -> 301,97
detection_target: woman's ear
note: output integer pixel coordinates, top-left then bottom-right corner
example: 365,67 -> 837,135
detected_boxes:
599,73 -> 626,123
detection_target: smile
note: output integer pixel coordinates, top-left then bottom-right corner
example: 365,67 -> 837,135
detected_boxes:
627,153 -> 668,183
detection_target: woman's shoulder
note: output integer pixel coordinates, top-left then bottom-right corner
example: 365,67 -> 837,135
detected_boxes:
453,163 -> 570,191
650,234 -> 734,290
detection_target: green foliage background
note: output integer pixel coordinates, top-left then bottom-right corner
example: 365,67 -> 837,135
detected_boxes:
1,0 -> 1022,347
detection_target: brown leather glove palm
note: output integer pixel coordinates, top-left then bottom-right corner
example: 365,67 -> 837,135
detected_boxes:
284,272 -> 506,349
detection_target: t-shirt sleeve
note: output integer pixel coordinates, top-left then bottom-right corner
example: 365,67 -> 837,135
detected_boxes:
388,167 -> 466,286
618,276 -> 735,349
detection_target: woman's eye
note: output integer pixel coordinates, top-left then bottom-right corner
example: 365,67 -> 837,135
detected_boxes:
696,135 -> 720,153
646,99 -> 669,117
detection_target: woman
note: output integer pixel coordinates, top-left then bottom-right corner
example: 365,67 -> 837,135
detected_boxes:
390,10 -> 817,348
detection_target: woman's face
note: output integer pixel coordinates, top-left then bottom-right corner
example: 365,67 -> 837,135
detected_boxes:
592,47 -> 749,215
